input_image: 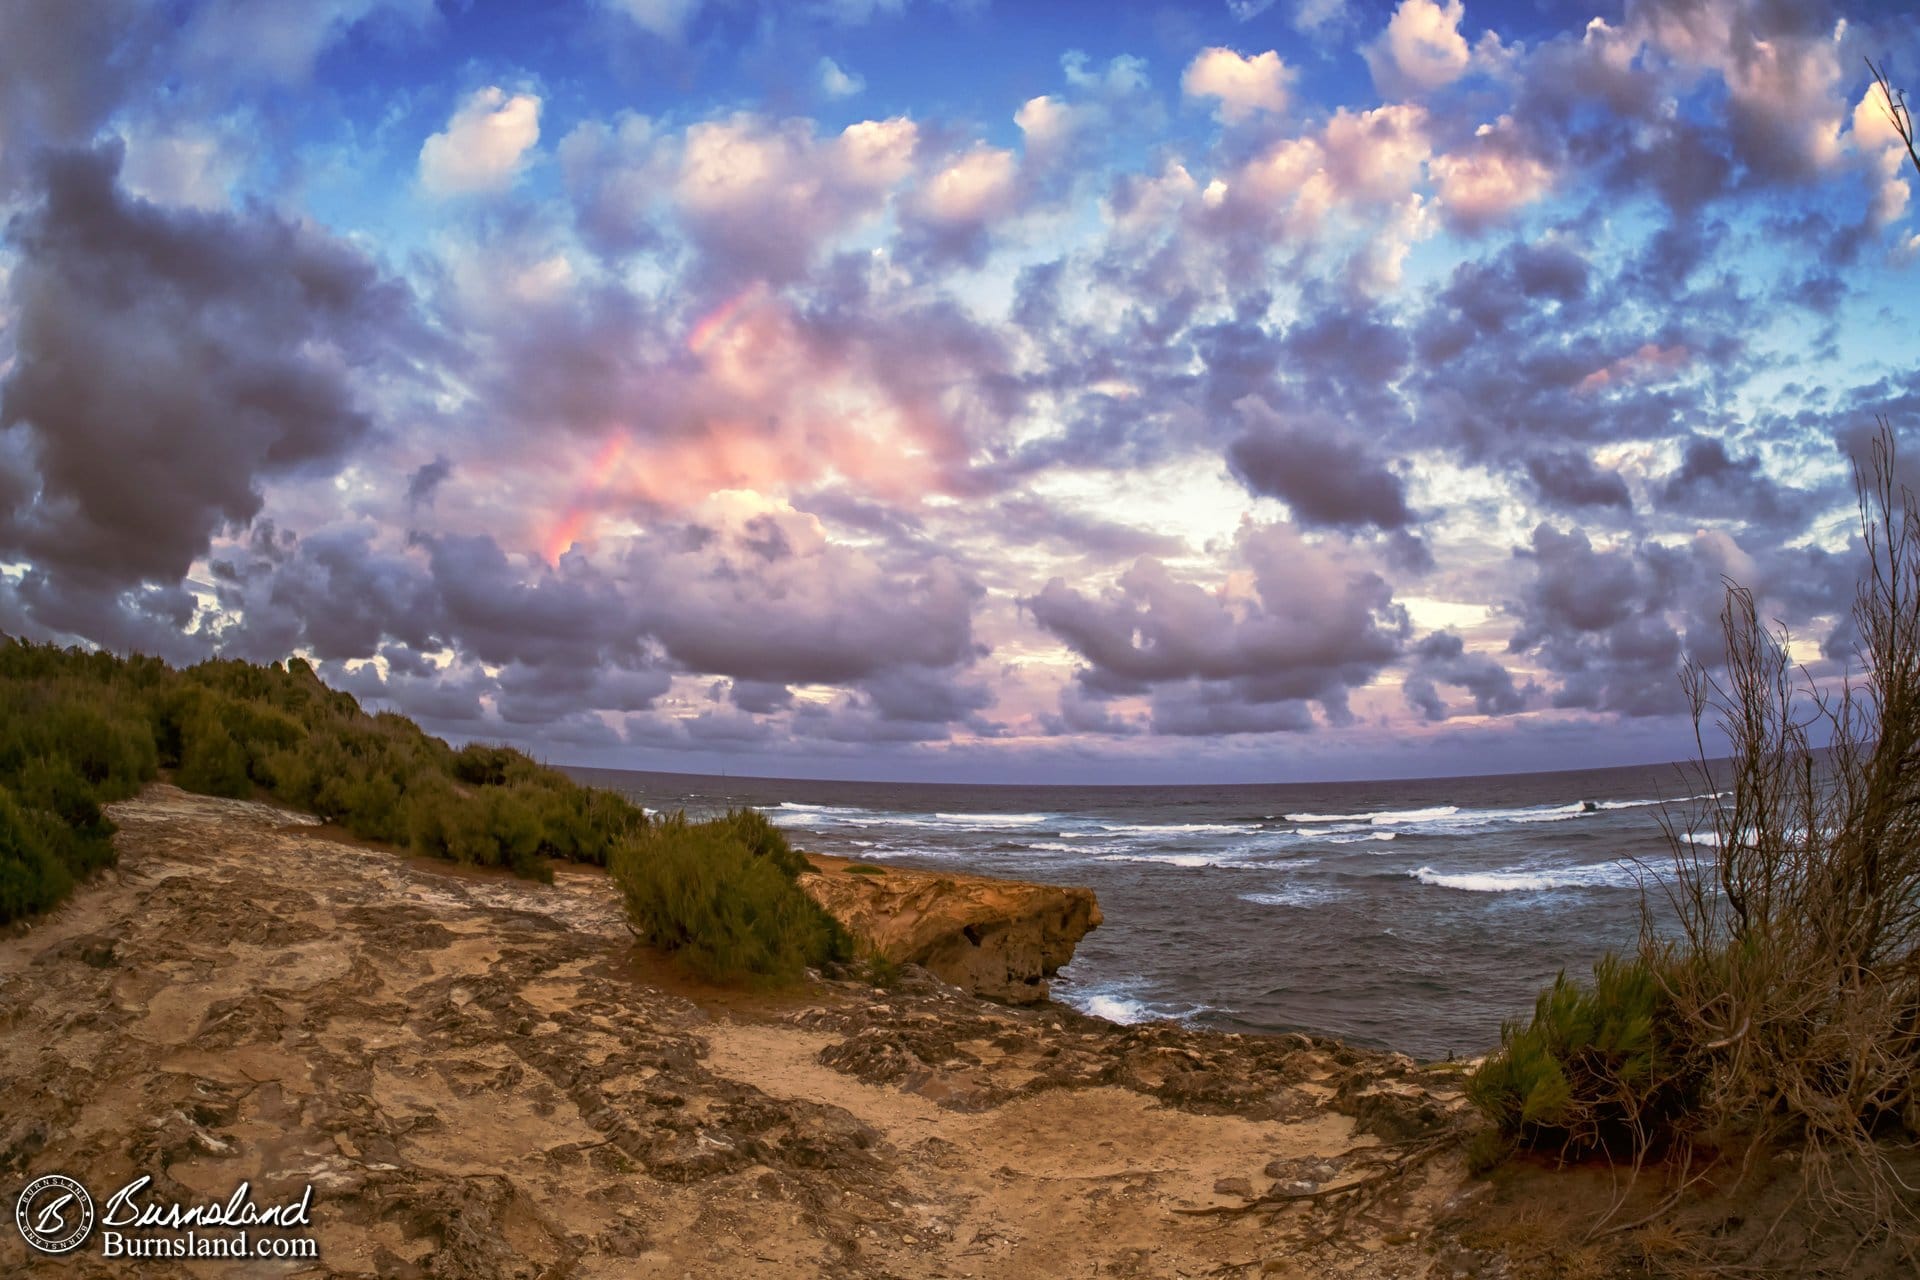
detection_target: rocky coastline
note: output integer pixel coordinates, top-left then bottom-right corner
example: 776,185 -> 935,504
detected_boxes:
0,785 -> 1496,1278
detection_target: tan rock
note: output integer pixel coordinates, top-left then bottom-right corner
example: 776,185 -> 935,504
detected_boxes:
799,854 -> 1102,1003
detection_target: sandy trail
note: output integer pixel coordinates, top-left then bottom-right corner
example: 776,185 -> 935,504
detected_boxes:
0,785 -> 1473,1278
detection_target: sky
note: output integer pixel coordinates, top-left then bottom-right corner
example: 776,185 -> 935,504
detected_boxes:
1,0 -> 1918,784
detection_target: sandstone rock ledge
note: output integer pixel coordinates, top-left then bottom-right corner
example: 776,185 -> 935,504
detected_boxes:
799,855 -> 1101,1004
0,785 -> 1497,1280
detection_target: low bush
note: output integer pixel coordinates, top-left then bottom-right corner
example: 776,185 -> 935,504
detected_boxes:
1466,953 -> 1694,1169
610,812 -> 850,984
0,786 -> 81,922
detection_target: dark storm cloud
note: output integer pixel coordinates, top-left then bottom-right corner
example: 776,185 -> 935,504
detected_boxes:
790,695 -> 972,744
1656,435 -> 1816,528
0,144 -> 420,593
1038,684 -> 1143,737
0,0 -> 153,195
1507,524 -> 1719,717
190,505 -> 996,739
725,679 -> 793,714
406,456 -> 453,508
621,513 -> 986,687
425,534 -> 647,671
494,660 -> 670,725
0,567 -> 207,664
1147,682 -> 1318,737
1026,523 -> 1409,733
1226,399 -> 1414,532
210,526 -> 446,664
1525,451 -> 1633,510
860,665 -> 993,726
326,653 -> 490,727
1403,631 -> 1536,723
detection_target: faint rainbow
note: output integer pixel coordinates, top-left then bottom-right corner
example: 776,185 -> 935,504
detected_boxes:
542,433 -> 631,564
686,284 -> 766,357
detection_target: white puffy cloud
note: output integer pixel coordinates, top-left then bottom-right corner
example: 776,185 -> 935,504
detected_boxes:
418,86 -> 541,197
1364,0 -> 1471,99
1852,80 -> 1913,230
1431,115 -> 1555,232
1015,95 -> 1082,158
912,144 -> 1019,227
671,113 -> 918,280
1181,47 -> 1294,122
818,55 -> 865,98
604,0 -> 701,39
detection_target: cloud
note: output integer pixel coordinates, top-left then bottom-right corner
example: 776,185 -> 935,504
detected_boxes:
673,113 -> 917,282
1525,451 -> 1632,510
1026,521 -> 1408,734
1852,78 -> 1914,230
1655,435 -> 1813,529
0,0 -> 152,195
557,112 -> 666,256
1633,0 -> 1849,185
419,87 -> 542,197
1226,398 -> 1414,532
1404,631 -> 1534,721
623,501 -> 984,687
902,143 -> 1022,264
603,0 -> 701,39
1289,0 -> 1347,36
1181,47 -> 1294,122
817,55 -> 865,98
0,144 -> 419,597
1507,524 -> 1717,717
1364,0 -> 1471,99
179,0 -> 437,85
1204,102 -> 1432,244
1430,114 -> 1555,232
406,456 -> 453,508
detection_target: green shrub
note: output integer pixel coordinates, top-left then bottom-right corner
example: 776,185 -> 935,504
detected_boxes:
719,806 -> 811,877
610,813 -> 849,983
175,700 -> 253,798
0,787 -> 79,922
1467,952 -> 1695,1164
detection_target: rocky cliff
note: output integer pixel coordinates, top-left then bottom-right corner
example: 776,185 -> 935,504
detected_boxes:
798,854 -> 1101,1003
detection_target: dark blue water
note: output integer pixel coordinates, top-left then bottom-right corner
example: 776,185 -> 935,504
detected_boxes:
566,760 -> 1723,1059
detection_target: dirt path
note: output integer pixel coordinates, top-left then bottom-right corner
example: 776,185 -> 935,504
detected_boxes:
0,785 -> 1480,1278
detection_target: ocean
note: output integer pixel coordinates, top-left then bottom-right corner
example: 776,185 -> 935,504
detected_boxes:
566,759 -> 1723,1060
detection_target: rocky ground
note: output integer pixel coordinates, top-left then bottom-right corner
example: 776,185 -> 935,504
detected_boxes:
0,785 -> 1499,1279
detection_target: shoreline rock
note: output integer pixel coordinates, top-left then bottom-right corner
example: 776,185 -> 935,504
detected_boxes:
798,853 -> 1102,1004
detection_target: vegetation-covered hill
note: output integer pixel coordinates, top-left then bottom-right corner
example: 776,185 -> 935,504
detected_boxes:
0,639 -> 846,981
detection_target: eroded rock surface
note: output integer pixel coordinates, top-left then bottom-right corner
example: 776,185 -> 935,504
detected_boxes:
0,785 -> 1481,1279
800,854 -> 1101,1003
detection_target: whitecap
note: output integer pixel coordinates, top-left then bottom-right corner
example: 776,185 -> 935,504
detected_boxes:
1095,853 -> 1257,869
1094,821 -> 1245,834
932,812 -> 1050,826
1240,885 -> 1343,908
1409,862 -> 1640,893
1287,805 -> 1458,826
